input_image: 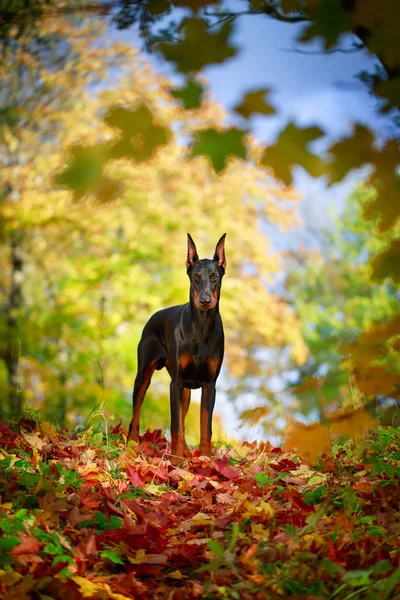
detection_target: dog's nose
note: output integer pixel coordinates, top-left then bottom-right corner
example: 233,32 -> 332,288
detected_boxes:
200,295 -> 212,305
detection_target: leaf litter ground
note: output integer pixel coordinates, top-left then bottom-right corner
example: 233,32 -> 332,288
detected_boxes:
0,419 -> 399,599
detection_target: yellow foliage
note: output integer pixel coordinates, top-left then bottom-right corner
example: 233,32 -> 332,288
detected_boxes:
330,408 -> 375,440
283,422 -> 331,465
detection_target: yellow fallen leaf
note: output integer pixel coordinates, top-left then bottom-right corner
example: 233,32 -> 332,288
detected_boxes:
128,549 -> 147,564
251,522 -> 270,539
72,576 -> 103,598
0,570 -> 23,587
167,570 -> 184,579
41,421 -> 58,441
146,483 -> 165,496
243,500 -> 274,519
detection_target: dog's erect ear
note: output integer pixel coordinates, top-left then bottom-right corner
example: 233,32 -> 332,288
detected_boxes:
213,233 -> 226,271
186,233 -> 199,270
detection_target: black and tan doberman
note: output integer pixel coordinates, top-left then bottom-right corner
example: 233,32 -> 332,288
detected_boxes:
128,234 -> 226,463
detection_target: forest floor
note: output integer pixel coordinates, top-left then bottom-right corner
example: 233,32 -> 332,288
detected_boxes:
0,418 -> 399,599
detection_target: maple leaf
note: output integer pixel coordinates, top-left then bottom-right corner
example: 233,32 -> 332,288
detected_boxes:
158,18 -> 237,73
283,421 -> 331,464
352,364 -> 400,396
374,77 -> 400,112
190,127 -> 247,172
55,144 -> 109,200
105,105 -> 170,162
299,0 -> 354,49
127,465 -> 144,487
171,78 -> 204,109
370,238 -> 400,283
10,533 -> 41,556
234,88 -> 275,119
327,125 -> 374,184
239,405 -> 270,426
214,459 -> 241,481
330,408 -> 375,440
40,421 -> 58,442
259,122 -> 325,185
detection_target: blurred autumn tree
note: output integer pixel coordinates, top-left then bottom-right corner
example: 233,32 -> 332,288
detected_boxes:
0,9 -> 307,436
284,186 -> 400,424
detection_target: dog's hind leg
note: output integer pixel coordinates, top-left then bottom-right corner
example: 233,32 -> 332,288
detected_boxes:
128,337 -> 166,442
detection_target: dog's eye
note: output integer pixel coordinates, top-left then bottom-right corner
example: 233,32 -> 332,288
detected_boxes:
194,274 -> 200,283
210,273 -> 217,281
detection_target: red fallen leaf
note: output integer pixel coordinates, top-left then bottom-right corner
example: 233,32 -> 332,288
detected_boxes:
271,447 -> 282,454
10,533 -> 41,555
215,512 -> 236,528
141,462 -> 169,483
110,422 -> 125,435
189,455 -> 215,476
79,487 -> 101,508
287,491 -> 315,513
214,459 -> 241,481
142,429 -> 166,445
242,441 -> 257,449
112,572 -> 149,597
121,500 -> 146,520
270,458 -> 298,472
168,543 -> 204,564
101,487 -> 117,503
160,491 -> 180,503
18,417 -> 37,432
326,539 -> 340,564
135,441 -> 158,457
107,501 -> 126,517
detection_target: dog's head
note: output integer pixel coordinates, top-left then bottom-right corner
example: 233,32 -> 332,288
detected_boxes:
186,234 -> 226,311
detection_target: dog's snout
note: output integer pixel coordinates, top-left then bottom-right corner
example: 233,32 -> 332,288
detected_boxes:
200,295 -> 212,305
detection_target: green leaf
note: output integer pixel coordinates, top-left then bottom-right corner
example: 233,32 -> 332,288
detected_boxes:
100,549 -> 124,564
190,127 -> 247,172
255,472 -> 273,487
171,78 -> 204,109
0,536 -> 20,550
208,539 -> 225,557
94,511 -> 108,530
105,105 -> 170,163
158,18 -> 237,73
108,515 -> 123,530
234,88 -> 275,119
299,0 -> 354,49
302,485 -> 328,505
259,122 -> 325,185
342,569 -> 373,587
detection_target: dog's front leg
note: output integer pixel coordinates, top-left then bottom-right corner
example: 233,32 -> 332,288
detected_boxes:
200,382 -> 216,457
170,379 -> 185,464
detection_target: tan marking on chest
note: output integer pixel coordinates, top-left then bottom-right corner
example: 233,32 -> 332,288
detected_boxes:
179,353 -> 192,369
207,357 -> 219,373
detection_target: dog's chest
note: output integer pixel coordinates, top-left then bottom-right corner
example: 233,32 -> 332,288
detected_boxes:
178,352 -> 218,389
